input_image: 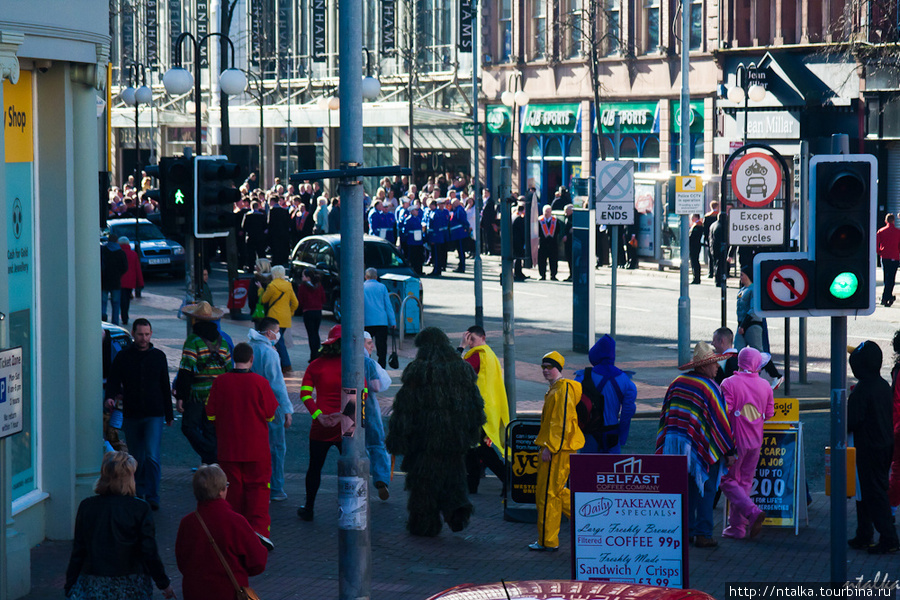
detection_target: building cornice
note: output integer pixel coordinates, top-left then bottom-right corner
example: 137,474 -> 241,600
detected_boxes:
0,30 -> 25,83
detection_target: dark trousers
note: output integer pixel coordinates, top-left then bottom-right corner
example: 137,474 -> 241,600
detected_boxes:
482,226 -> 497,255
304,310 -> 322,362
181,400 -> 217,464
365,325 -> 389,368
465,437 -> 506,493
882,259 -> 898,304
855,445 -> 899,546
408,244 -> 424,276
431,241 -> 447,274
455,239 -> 466,270
538,240 -> 558,279
305,438 -> 342,510
120,288 -> 133,324
514,259 -> 526,279
690,250 -> 701,283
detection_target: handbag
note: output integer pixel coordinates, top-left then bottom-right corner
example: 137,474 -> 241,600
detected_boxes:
251,300 -> 266,321
388,330 -> 399,369
194,511 -> 261,600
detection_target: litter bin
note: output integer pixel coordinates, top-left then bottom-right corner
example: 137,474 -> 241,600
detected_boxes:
227,273 -> 255,320
380,273 -> 422,335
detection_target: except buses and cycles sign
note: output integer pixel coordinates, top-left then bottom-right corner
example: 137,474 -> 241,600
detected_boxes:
570,454 -> 689,588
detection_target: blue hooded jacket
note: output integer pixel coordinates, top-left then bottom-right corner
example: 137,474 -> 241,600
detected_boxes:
573,334 -> 637,452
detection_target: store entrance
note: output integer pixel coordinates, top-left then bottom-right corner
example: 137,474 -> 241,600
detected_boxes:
544,160 -> 562,207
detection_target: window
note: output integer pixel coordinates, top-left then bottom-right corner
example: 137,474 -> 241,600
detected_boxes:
500,0 -> 513,62
605,0 -> 620,55
565,0 -> 582,58
689,0 -> 703,50
532,0 -> 547,59
644,0 -> 660,52
418,0 -> 453,71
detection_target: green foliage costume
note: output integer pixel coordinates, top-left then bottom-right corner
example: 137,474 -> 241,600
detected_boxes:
386,327 -> 486,536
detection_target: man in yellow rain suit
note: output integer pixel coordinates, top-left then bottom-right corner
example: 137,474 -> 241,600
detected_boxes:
530,350 -> 584,552
461,326 -> 509,493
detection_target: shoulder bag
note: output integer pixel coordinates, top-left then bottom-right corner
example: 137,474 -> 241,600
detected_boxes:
194,511 -> 261,600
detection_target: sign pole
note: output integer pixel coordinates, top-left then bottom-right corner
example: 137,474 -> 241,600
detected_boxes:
678,0 -> 691,366
610,115 -> 620,337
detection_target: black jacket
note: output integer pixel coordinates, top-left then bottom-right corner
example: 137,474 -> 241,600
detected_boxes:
848,341 -> 894,449
100,245 -> 128,290
242,211 -> 267,243
65,495 -> 171,593
106,344 -> 173,421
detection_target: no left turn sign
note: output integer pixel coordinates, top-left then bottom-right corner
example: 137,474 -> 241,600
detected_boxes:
767,265 -> 809,308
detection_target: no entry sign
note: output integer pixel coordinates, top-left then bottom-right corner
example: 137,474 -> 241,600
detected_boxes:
767,265 -> 809,307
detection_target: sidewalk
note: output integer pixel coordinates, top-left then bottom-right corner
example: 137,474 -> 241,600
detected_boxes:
21,270 -> 891,600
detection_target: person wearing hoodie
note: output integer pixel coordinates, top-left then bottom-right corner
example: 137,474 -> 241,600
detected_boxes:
890,331 -> 900,519
175,302 -> 233,465
101,233 -> 129,324
573,334 -> 637,454
719,347 -> 774,539
247,318 -> 295,502
847,341 -> 899,554
364,331 -> 393,501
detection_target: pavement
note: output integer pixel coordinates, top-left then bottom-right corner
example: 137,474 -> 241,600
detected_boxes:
21,257 -> 900,600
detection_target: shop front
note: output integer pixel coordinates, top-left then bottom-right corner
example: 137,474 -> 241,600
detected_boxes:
520,103 -> 582,205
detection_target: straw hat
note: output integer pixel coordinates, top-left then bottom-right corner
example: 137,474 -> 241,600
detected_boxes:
678,341 -> 729,371
180,301 -> 225,321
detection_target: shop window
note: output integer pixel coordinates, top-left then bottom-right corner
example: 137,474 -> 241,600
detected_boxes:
526,136 -> 542,160
641,137 -> 660,172
600,137 -> 615,160
619,137 -> 638,158
500,0 -> 513,62
532,0 -> 547,59
566,137 -> 582,161
605,0 -> 620,55
545,138 -> 564,160
644,0 -> 660,53
564,0 -> 583,58
689,0 -> 703,50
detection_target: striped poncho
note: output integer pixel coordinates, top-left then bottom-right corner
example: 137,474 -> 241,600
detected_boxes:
656,372 -> 735,493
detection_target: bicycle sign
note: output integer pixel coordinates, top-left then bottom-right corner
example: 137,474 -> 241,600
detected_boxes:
731,152 -> 781,207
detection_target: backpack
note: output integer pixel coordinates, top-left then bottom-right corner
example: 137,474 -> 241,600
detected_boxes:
576,367 -> 622,449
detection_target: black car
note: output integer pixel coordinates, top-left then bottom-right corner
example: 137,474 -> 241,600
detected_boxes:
289,234 -> 419,322
102,218 -> 186,277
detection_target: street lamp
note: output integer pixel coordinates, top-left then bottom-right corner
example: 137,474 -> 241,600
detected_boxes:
121,63 -> 152,184
498,73 -> 529,418
727,62 -> 766,143
361,47 -> 381,101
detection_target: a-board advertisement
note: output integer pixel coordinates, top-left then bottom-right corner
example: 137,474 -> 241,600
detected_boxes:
570,454 -> 689,588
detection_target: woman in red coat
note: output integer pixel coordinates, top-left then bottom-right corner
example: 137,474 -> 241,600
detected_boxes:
176,464 -> 267,600
118,236 -> 144,326
296,268 -> 326,363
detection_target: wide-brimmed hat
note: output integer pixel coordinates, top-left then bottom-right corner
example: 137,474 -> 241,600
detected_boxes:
322,325 -> 342,346
181,301 -> 225,321
679,341 -> 729,371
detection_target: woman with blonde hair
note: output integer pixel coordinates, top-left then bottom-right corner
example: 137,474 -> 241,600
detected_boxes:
261,264 -> 299,373
65,451 -> 175,599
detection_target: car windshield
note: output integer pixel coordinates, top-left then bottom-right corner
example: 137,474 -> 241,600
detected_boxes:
331,240 -> 407,269
107,222 -> 165,241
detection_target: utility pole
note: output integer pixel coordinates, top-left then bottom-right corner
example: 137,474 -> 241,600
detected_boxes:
677,0 -> 692,366
472,0 -> 483,328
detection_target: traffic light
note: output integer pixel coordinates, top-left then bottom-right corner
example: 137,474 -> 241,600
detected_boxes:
194,155 -> 241,238
143,163 -> 162,206
810,155 -> 877,315
154,156 -> 193,233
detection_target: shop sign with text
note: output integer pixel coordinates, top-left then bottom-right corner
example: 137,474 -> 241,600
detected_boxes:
596,102 -> 660,134
521,103 -> 581,134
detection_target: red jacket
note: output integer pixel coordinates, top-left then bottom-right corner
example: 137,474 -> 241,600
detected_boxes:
206,371 -> 278,462
297,281 -> 326,312
300,354 -> 343,442
120,244 -> 144,289
877,224 -> 900,262
175,498 -> 267,600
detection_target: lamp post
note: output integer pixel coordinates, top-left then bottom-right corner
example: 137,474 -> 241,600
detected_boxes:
727,63 -> 767,144
121,63 -> 152,257
317,94 -> 341,187
163,31 -> 247,302
498,74 -> 529,418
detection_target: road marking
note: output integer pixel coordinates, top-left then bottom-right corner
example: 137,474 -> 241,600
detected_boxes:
482,285 -> 548,298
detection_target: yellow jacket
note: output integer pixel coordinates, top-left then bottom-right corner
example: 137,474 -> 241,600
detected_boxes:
464,344 -> 509,453
535,378 -> 585,454
261,278 -> 299,329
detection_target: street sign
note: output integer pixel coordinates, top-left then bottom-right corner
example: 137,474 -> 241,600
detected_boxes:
0,347 -> 24,439
731,152 -> 782,207
675,175 -> 703,215
766,265 -> 809,308
727,208 -> 784,246
753,253 -> 816,316
595,160 -> 635,225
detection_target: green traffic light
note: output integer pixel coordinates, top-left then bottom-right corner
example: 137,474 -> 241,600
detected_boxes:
175,189 -> 185,205
829,272 -> 858,299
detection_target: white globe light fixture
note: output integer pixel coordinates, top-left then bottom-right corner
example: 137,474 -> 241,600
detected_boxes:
747,84 -> 767,103
218,68 -> 247,96
121,86 -> 136,106
727,85 -> 745,104
163,67 -> 193,96
316,96 -> 330,110
514,90 -> 530,106
361,76 -> 381,101
328,95 -> 340,110
500,90 -> 515,107
134,85 -> 152,105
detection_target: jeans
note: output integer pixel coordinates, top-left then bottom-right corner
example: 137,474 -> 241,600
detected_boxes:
101,288 -> 121,324
274,328 -> 291,369
688,460 -> 720,537
365,395 -> 391,486
882,259 -> 898,304
181,400 -> 217,464
122,416 -> 164,504
268,408 -> 287,495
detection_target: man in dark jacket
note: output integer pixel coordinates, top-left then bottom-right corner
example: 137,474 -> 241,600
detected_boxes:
847,341 -> 899,554
267,196 -> 292,266
689,214 -> 704,285
241,201 -> 268,268
101,234 -> 128,324
105,318 -> 173,509
512,199 -> 528,281
709,212 -> 729,285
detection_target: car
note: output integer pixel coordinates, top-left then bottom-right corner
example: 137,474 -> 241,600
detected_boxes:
426,581 -> 717,600
288,234 -> 419,322
102,218 -> 186,277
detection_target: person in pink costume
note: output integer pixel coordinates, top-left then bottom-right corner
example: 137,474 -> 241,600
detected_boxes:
719,347 -> 775,539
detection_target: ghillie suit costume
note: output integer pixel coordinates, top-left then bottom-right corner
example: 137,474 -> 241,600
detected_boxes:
386,327 -> 486,536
